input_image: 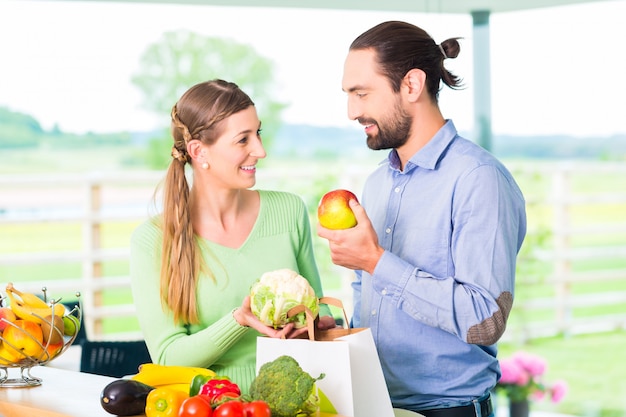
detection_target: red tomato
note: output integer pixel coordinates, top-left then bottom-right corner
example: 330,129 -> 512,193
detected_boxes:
213,400 -> 245,417
178,395 -> 213,417
244,401 -> 271,417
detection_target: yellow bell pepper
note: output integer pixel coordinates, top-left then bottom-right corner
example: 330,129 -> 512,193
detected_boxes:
145,386 -> 188,417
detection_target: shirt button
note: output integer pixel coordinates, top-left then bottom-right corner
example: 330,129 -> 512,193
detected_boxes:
381,289 -> 387,295
371,309 -> 377,316
394,187 -> 401,193
385,227 -> 391,234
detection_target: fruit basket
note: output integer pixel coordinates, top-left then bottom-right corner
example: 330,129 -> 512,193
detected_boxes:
0,283 -> 82,387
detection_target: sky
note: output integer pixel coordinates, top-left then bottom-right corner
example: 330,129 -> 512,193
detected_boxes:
0,0 -> 625,138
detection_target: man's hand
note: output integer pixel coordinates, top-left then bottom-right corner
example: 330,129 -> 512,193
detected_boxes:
317,199 -> 384,274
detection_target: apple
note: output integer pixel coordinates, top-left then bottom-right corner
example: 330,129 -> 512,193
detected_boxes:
318,189 -> 359,230
2,319 -> 44,361
42,340 -> 64,361
0,306 -> 17,332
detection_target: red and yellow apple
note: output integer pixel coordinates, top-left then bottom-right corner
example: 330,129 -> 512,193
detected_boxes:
2,319 -> 44,361
318,189 -> 359,230
42,340 -> 64,361
0,306 -> 17,332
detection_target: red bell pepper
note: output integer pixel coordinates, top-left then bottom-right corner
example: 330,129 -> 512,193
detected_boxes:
199,378 -> 241,404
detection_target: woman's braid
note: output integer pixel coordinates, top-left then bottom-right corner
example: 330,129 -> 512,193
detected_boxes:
170,105 -> 192,164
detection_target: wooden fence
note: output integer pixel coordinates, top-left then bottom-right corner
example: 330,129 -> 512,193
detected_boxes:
1,161 -> 625,344
505,161 -> 626,343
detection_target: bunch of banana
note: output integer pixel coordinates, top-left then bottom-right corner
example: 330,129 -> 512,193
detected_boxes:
5,282 -> 65,325
131,363 -> 216,393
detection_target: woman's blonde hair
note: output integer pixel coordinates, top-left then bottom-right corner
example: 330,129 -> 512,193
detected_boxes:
161,79 -> 254,325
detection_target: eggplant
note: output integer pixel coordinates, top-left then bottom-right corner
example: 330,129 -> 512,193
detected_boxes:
100,379 -> 154,416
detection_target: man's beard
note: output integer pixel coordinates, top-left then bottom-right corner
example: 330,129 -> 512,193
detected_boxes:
364,101 -> 412,150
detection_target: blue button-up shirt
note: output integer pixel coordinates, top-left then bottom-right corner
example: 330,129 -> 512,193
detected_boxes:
353,120 -> 526,411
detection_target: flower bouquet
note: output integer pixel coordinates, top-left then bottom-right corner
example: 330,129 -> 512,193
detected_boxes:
496,351 -> 568,404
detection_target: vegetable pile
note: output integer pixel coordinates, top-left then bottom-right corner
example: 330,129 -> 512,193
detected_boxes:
249,355 -> 325,417
100,356 -> 326,416
100,363 -> 270,417
250,269 -> 319,329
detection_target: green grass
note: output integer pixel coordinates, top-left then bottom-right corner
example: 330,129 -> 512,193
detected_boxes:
497,332 -> 626,417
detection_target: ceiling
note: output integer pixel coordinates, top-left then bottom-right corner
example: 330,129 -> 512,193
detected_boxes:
61,0 -> 613,14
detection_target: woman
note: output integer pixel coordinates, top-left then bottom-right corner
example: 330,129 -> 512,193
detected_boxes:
130,79 -> 335,392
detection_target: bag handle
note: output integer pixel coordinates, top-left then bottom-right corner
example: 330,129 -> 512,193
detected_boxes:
287,297 -> 350,341
286,304 -> 316,341
319,296 -> 350,328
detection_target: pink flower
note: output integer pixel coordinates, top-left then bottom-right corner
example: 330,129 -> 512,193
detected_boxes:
512,351 -> 547,376
550,380 -> 568,403
499,359 -> 523,384
496,351 -> 567,404
530,390 -> 545,402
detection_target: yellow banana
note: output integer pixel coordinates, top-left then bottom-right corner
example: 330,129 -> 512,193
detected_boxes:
131,363 -> 216,387
5,290 -> 65,325
6,283 -> 49,309
0,343 -> 18,365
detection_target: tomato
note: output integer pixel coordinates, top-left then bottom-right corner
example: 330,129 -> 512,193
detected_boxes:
213,400 -> 245,417
243,401 -> 271,417
178,395 -> 213,417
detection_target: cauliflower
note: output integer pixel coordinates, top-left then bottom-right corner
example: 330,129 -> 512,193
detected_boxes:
249,355 -> 324,417
250,269 -> 319,329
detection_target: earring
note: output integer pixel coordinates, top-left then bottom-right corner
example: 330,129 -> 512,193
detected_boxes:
202,162 -> 209,170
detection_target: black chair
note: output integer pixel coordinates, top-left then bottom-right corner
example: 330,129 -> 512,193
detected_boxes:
80,339 -> 152,378
61,300 -> 152,377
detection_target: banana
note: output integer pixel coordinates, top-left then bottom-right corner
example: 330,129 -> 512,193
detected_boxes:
0,343 -> 18,365
131,363 -> 216,387
6,283 -> 49,309
5,288 -> 65,325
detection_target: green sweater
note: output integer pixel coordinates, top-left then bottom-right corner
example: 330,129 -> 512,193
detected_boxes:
129,190 -> 329,393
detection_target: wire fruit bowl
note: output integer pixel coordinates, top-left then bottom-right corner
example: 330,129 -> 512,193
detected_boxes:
0,288 -> 82,387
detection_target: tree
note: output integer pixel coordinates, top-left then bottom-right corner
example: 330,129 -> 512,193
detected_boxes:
0,107 -> 44,148
131,31 -> 286,168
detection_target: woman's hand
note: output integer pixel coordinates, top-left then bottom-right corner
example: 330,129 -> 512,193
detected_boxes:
233,297 -> 337,339
233,296 -> 314,339
233,296 -> 297,339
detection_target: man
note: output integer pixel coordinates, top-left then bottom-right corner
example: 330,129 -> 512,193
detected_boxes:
318,21 -> 527,416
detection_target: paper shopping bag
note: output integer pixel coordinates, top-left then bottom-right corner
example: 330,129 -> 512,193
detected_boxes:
255,298 -> 394,417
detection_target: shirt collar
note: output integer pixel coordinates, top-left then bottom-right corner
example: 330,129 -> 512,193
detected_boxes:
387,120 -> 458,172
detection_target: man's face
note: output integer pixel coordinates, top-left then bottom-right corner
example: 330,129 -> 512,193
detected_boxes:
342,48 -> 412,150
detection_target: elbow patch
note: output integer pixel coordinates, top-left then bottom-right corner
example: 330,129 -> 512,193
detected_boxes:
466,291 -> 513,345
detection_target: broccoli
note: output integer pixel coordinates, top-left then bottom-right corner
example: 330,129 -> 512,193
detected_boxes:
249,355 -> 325,417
